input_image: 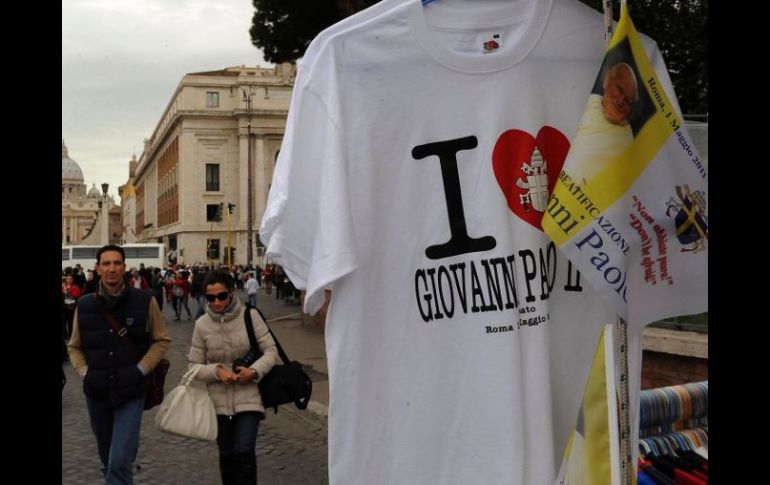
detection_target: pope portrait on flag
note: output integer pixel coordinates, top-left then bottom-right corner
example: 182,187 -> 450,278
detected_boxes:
566,39 -> 656,187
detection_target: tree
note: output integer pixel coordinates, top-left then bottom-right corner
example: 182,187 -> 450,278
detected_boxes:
251,0 -> 345,64
250,0 -> 706,115
250,0 -> 379,64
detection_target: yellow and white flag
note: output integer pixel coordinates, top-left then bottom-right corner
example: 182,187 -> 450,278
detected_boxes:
542,4 -> 707,326
556,325 -> 621,485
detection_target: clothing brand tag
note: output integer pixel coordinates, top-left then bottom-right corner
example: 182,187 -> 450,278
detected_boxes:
125,317 -> 134,327
482,33 -> 502,54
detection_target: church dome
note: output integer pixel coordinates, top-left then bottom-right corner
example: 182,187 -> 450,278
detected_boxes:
62,140 -> 84,182
87,183 -> 102,197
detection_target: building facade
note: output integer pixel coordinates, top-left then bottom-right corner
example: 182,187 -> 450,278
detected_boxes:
132,65 -> 294,266
62,141 -> 120,245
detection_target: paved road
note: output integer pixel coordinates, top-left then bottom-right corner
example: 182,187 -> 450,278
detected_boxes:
62,288 -> 329,484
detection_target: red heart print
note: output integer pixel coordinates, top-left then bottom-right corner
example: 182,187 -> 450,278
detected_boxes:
492,126 -> 570,230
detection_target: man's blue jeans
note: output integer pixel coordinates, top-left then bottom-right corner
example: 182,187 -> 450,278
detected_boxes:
86,395 -> 144,485
248,293 -> 257,308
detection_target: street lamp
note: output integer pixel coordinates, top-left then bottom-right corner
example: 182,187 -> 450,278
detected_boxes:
100,182 -> 109,244
242,85 -> 256,267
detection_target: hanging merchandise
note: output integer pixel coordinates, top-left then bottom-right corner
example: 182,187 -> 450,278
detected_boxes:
542,3 -> 708,481
639,381 -> 708,438
261,0 -> 685,483
637,381 -> 709,483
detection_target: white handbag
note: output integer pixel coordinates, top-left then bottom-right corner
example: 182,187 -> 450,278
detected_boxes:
154,364 -> 218,441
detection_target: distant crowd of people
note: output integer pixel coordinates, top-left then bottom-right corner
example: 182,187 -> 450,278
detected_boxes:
62,248 -> 300,485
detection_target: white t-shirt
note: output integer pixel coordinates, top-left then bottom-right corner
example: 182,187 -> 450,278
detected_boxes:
263,0 -> 670,483
260,0 -> 409,248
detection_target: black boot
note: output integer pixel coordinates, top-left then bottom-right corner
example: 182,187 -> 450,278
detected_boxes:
219,454 -> 236,485
234,451 -> 257,485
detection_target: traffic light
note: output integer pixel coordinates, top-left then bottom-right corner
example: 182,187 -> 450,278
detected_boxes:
228,203 -> 236,214
215,203 -> 224,221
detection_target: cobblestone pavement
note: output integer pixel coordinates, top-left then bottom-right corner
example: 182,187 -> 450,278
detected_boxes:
62,287 -> 329,484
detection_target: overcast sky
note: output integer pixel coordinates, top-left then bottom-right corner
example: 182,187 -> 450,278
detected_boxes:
62,0 -> 268,199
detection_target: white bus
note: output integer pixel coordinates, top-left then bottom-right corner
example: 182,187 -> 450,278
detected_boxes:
62,243 -> 166,271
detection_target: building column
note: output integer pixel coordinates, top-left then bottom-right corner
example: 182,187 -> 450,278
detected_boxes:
70,217 -> 78,243
238,131 -> 249,229
235,130 -> 250,265
254,135 -> 267,230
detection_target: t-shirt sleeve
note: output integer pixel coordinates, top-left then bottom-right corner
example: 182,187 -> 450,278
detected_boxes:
259,67 -> 306,247
263,84 -> 358,315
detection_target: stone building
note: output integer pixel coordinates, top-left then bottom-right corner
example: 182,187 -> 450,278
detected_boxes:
62,141 -> 120,245
131,64 -> 294,266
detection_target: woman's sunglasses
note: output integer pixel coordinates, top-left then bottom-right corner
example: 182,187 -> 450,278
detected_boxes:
205,291 -> 230,302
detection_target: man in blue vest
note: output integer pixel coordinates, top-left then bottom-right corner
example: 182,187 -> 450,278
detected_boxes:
68,244 -> 171,484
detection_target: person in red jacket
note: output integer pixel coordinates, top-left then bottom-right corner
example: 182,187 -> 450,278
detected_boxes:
172,271 -> 192,321
262,265 -> 273,295
62,274 -> 82,339
127,268 -> 149,290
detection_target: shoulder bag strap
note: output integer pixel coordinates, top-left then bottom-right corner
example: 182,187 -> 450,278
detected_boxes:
93,293 -> 141,361
242,305 -> 259,348
244,304 -> 290,365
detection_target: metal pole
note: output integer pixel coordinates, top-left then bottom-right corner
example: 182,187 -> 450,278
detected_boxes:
243,86 -> 254,268
207,221 -> 214,267
602,3 -> 633,483
616,315 -> 632,485
226,203 -> 232,268
100,183 -> 109,245
603,0 -> 614,46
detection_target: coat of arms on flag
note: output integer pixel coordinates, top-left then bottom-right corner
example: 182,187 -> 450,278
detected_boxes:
666,185 -> 708,254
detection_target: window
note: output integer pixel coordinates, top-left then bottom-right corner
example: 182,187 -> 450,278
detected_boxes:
206,204 -> 220,221
207,239 -> 220,259
72,247 -> 98,260
206,91 -> 219,107
123,246 -> 160,259
206,164 -> 220,191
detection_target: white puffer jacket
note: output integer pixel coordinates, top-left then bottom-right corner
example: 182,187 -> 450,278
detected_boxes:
189,297 -> 278,416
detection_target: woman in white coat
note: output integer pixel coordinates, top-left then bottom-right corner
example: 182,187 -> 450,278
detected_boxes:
189,270 -> 278,485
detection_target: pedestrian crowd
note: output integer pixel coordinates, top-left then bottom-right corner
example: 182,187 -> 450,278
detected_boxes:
62,244 -> 301,485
